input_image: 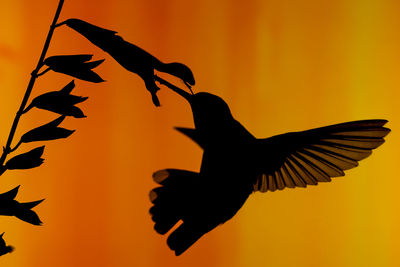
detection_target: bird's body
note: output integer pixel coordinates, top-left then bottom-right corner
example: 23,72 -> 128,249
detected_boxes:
150,87 -> 390,256
178,93 -> 257,218
151,93 -> 261,254
194,115 -> 256,220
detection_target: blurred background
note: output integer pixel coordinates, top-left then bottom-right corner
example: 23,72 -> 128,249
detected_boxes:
0,0 -> 398,266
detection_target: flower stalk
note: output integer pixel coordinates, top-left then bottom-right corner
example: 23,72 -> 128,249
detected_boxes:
0,0 -> 65,174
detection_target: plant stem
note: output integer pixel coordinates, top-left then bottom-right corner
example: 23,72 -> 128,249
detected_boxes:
0,0 -> 65,172
37,67 -> 51,77
9,140 -> 22,153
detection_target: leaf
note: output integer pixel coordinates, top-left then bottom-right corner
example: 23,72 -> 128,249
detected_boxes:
60,79 -> 76,94
0,186 -> 20,201
44,54 -> 105,83
0,233 -> 13,256
44,54 -> 93,66
85,59 -> 105,69
68,68 -> 104,83
19,199 -> 44,210
0,186 -> 44,226
5,146 -> 45,170
21,116 -> 75,143
26,81 -> 88,118
15,206 -> 43,226
31,94 -> 87,118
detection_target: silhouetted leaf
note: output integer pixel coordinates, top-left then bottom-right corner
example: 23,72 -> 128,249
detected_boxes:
19,199 -> 43,210
0,233 -> 13,256
60,79 -> 75,94
0,186 -> 19,201
44,54 -> 104,83
26,80 -> 88,118
17,199 -> 44,225
5,146 -> 44,170
63,18 -> 196,107
15,208 -> 43,226
44,54 -> 92,66
0,187 -> 20,215
21,116 -> 75,143
0,187 -> 44,226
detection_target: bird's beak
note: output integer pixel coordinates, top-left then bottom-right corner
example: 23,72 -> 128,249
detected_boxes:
171,85 -> 192,102
154,75 -> 192,103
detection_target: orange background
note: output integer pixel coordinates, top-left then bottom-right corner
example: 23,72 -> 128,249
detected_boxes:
0,0 -> 399,266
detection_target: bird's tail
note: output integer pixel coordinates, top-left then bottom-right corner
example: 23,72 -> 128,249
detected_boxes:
150,169 -> 206,255
155,62 -> 195,88
150,169 -> 197,235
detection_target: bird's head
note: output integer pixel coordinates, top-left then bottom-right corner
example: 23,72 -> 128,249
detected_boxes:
190,92 -> 232,123
164,62 -> 196,87
169,85 -> 233,134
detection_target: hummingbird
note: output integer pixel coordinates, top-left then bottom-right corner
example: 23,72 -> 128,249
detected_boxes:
149,79 -> 390,256
0,233 -> 14,256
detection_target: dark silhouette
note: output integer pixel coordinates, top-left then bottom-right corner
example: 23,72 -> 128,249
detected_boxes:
43,54 -> 104,83
61,18 -> 195,106
20,116 -> 74,144
149,79 -> 390,255
0,0 -> 104,254
0,186 -> 43,225
0,233 -> 14,256
5,146 -> 45,171
23,80 -> 88,118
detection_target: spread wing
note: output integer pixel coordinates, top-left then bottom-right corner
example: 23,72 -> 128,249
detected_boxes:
253,120 -> 390,192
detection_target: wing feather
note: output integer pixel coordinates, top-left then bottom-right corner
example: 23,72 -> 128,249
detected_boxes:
260,174 -> 268,192
286,159 -> 307,187
280,163 -> 296,188
253,120 -> 390,192
275,170 -> 285,190
295,152 -> 331,182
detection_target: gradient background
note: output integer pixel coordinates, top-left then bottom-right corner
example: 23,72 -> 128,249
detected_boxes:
0,0 -> 399,266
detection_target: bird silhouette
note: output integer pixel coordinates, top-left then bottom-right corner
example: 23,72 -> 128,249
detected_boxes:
62,18 -> 195,106
149,81 -> 390,256
0,233 -> 14,256
0,186 -> 44,225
